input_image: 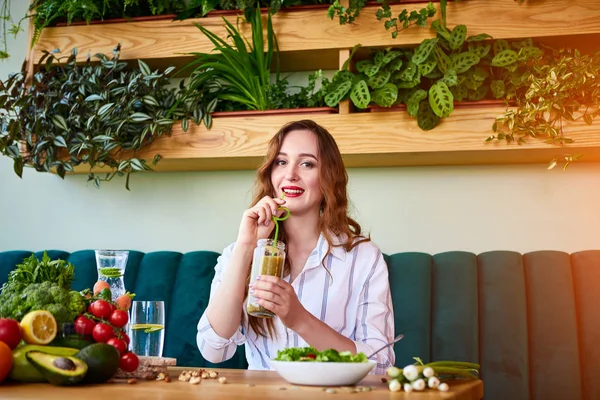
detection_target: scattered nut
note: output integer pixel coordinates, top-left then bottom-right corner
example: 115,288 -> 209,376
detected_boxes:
201,373 -> 209,379
381,377 -> 388,383
192,371 -> 199,378
164,376 -> 171,383
325,388 -> 337,394
218,377 -> 227,384
178,372 -> 191,382
156,373 -> 166,381
127,378 -> 137,385
209,371 -> 218,379
189,376 -> 202,385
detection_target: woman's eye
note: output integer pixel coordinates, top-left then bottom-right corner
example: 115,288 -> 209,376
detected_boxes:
301,161 -> 314,168
275,159 -> 287,166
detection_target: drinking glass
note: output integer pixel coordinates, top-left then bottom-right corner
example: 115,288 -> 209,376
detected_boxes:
129,301 -> 165,357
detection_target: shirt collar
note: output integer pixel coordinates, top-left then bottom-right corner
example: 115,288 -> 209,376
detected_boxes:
312,232 -> 347,264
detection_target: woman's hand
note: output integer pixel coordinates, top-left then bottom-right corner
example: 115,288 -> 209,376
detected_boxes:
236,196 -> 286,247
250,275 -> 307,330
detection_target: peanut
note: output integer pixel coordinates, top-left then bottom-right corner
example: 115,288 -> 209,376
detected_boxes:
189,376 -> 202,385
218,377 -> 227,384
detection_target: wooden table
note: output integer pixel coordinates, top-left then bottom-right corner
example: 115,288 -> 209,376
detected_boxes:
0,368 -> 484,399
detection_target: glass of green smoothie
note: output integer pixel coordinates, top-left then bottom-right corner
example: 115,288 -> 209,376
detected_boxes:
246,239 -> 286,318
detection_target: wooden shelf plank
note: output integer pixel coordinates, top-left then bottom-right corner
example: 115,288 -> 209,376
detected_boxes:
69,105 -> 600,174
33,0 -> 600,72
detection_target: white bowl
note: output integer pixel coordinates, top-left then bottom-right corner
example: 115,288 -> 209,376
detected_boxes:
270,360 -> 377,386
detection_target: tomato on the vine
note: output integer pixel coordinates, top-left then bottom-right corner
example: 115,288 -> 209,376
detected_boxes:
109,310 -> 129,328
116,331 -> 130,346
106,337 -> 127,355
89,300 -> 112,319
119,352 -> 139,372
74,316 -> 96,336
92,323 -> 114,343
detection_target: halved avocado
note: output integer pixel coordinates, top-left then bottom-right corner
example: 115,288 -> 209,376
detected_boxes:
75,343 -> 121,384
25,351 -> 88,386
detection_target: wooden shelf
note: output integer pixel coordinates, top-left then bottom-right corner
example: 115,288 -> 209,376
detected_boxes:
68,105 -> 600,174
32,0 -> 600,72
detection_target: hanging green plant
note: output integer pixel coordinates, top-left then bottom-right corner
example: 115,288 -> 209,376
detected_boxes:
0,44 -> 210,189
490,46 -> 600,169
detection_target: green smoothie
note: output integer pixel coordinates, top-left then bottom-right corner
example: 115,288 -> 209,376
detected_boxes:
247,254 -> 285,318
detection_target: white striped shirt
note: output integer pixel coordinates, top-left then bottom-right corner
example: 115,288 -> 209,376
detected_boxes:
196,233 -> 395,375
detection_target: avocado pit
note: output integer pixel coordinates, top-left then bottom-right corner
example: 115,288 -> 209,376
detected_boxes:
53,357 -> 77,371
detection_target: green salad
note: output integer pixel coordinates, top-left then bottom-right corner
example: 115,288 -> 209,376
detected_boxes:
274,347 -> 368,363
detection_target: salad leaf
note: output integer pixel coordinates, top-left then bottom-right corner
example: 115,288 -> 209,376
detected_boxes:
274,347 -> 368,363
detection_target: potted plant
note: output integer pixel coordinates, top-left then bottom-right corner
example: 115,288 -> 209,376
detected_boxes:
321,20 -> 541,130
490,46 -> 600,169
0,44 -> 209,189
181,7 -> 333,117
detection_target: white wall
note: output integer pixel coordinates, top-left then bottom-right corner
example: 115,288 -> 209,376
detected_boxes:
2,2 -> 600,256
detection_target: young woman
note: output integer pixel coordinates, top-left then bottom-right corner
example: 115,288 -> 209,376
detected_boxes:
196,120 -> 395,374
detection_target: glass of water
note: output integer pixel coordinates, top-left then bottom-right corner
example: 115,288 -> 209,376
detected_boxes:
129,301 -> 165,358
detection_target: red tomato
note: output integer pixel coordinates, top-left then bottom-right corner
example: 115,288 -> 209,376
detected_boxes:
74,316 -> 96,337
109,310 -> 129,328
117,331 -> 130,346
89,300 -> 112,319
119,352 -> 139,372
0,341 -> 12,383
108,302 -> 117,314
0,318 -> 22,349
92,323 -> 114,343
106,337 -> 127,355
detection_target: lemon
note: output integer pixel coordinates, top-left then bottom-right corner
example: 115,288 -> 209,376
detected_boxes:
20,310 -> 58,345
131,323 -> 164,333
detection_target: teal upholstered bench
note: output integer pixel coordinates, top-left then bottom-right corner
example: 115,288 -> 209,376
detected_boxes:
1,249 -> 598,400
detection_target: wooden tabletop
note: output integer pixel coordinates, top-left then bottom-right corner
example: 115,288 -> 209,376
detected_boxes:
0,368 -> 484,400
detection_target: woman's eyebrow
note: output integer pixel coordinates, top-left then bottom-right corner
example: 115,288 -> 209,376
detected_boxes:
278,152 -> 318,161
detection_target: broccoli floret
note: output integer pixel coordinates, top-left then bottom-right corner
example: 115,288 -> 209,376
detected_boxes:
23,283 -> 54,307
43,304 -> 70,326
67,291 -> 86,320
49,285 -> 69,305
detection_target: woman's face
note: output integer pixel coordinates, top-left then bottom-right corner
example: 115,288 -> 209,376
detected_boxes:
270,129 -> 323,216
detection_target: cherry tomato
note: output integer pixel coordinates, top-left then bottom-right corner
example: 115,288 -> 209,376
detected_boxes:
109,310 -> 129,328
106,337 -> 127,355
108,302 -> 117,314
89,300 -> 112,319
74,316 -> 96,336
116,331 -> 130,346
92,323 -> 114,343
119,352 -> 139,372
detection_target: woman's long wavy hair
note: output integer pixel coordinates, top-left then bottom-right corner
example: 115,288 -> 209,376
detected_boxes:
244,120 -> 369,338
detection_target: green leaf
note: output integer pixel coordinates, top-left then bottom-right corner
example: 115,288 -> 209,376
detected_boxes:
98,103 -> 114,117
440,69 -> 458,87
449,25 -> 467,50
518,46 -> 542,61
368,71 -> 391,89
490,80 -> 505,98
381,51 -> 403,66
418,59 -> 437,76
85,94 -> 103,102
412,38 -> 438,65
13,157 -> 23,178
407,89 -> 427,117
433,45 -> 451,74
451,52 -> 480,74
356,60 -> 374,73
429,81 -> 454,118
138,60 -> 152,76
388,58 -> 404,72
371,83 -> 398,108
468,43 -> 491,59
324,80 -> 352,107
350,80 -> 371,109
417,100 -> 441,131
450,85 -> 468,101
130,112 -> 152,122
398,61 -> 418,81
51,115 -> 68,131
491,49 -> 518,67
53,136 -> 67,148
362,64 -> 381,77
493,40 -> 510,56
431,19 -> 450,41
142,95 -> 159,107
466,33 -> 493,42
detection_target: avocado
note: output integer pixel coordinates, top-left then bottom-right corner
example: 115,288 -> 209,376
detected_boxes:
10,345 -> 80,383
25,351 -> 88,386
75,343 -> 121,384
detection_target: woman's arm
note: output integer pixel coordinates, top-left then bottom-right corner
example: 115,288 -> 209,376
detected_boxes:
203,243 -> 254,338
